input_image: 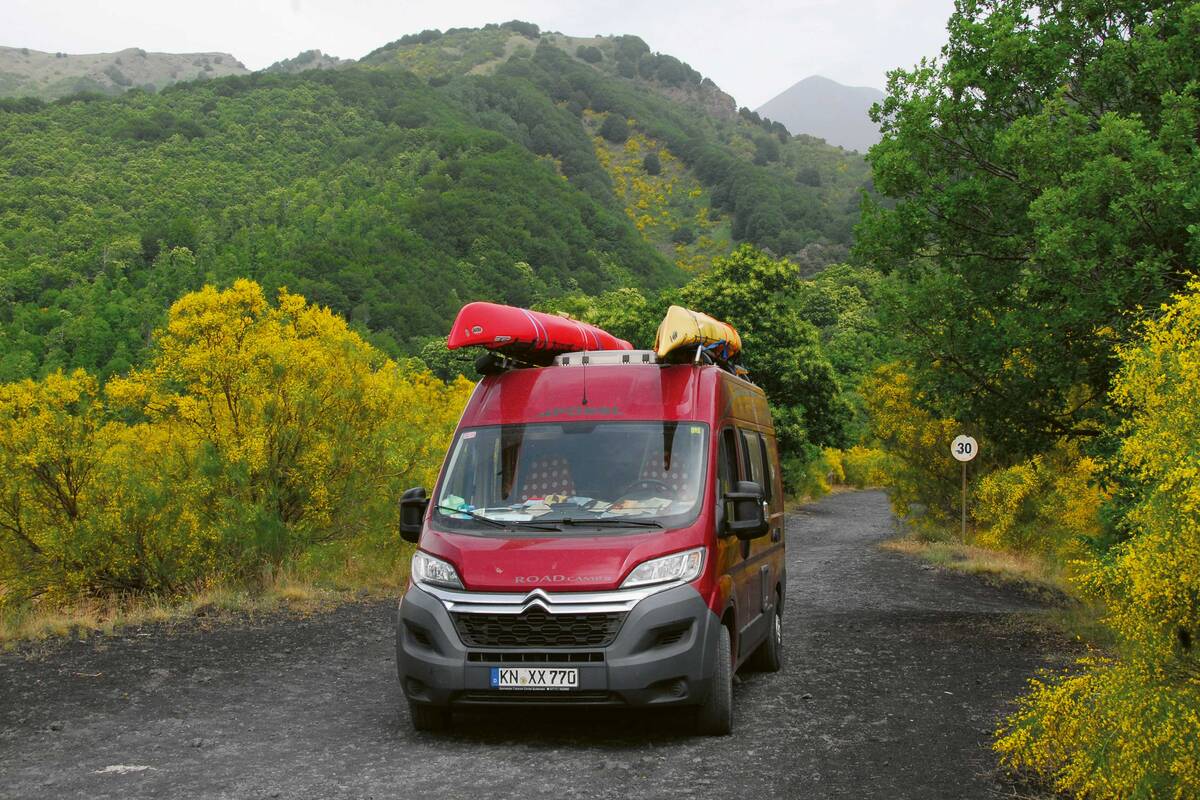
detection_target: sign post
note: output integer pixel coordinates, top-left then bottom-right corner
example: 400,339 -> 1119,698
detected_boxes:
950,435 -> 978,540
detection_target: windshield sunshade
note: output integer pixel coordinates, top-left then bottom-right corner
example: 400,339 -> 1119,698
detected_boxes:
434,421 -> 709,532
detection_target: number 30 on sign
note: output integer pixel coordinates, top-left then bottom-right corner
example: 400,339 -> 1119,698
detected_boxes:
951,435 -> 978,462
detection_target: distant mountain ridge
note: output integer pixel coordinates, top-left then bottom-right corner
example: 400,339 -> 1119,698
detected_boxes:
0,46 -> 249,98
757,75 -> 884,153
265,49 -> 354,74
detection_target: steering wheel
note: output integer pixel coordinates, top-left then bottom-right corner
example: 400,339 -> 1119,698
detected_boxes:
620,478 -> 673,498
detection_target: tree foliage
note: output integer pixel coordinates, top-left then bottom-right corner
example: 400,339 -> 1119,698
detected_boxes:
599,112 -> 630,143
857,0 -> 1200,460
0,68 -> 678,381
0,282 -> 471,602
996,280 -> 1200,799
575,45 -> 602,64
679,246 -> 851,456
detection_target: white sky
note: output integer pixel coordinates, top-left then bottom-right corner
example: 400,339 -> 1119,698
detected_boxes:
2,0 -> 955,108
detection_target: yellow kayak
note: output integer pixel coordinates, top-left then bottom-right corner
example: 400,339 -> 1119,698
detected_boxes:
654,305 -> 742,361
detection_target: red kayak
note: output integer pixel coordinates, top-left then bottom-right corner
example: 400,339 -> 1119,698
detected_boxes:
447,302 -> 632,364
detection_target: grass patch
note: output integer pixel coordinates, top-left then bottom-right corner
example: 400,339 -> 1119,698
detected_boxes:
881,534 -> 1114,653
881,537 -> 1069,600
0,554 -> 411,648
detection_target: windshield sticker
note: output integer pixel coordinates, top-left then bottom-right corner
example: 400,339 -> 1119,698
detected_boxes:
461,431 -> 476,439
537,405 -> 621,417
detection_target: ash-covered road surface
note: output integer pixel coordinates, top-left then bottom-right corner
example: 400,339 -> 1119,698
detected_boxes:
0,490 -> 1073,799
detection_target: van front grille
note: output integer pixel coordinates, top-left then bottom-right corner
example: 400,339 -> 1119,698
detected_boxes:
451,609 -> 626,648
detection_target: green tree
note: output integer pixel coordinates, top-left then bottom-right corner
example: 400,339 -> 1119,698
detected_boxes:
856,0 -> 1200,460
642,151 -> 662,175
575,45 -> 602,64
671,225 -> 697,245
795,166 -> 821,187
679,245 -> 851,457
599,112 -> 630,144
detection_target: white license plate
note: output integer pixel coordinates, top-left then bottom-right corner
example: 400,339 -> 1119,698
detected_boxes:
490,667 -> 579,690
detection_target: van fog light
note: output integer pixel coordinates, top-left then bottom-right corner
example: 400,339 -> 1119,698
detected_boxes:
621,547 -> 705,588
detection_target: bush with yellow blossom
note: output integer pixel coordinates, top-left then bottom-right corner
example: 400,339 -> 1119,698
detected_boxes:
996,281 -> 1200,798
0,281 -> 472,604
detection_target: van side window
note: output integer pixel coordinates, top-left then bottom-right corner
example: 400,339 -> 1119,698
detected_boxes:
739,429 -> 766,492
718,428 -> 740,496
759,434 -> 775,502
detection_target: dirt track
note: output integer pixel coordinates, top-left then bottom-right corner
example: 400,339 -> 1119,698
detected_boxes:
0,490 -> 1072,799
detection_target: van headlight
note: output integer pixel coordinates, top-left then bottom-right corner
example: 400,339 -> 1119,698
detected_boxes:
621,547 -> 705,588
411,551 -> 463,589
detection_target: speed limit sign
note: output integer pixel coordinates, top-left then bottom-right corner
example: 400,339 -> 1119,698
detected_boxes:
951,434 -> 978,539
951,435 -> 978,462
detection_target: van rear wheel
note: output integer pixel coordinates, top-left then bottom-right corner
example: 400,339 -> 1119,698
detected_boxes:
749,593 -> 784,672
409,702 -> 450,732
695,624 -> 733,736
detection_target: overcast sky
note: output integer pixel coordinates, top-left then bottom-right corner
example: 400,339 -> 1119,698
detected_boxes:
4,0 -> 955,108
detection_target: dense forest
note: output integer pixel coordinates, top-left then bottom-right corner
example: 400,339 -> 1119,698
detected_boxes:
0,21 -> 868,382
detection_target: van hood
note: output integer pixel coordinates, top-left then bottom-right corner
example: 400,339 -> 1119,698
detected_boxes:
419,527 -> 703,592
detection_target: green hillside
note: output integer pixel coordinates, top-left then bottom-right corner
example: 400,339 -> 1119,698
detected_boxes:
0,21 -> 870,381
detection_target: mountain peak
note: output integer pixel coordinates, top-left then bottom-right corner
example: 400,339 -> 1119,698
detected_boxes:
756,75 -> 885,153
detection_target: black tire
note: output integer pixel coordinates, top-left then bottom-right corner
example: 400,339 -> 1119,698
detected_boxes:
409,702 -> 450,732
696,624 -> 733,736
749,592 -> 784,673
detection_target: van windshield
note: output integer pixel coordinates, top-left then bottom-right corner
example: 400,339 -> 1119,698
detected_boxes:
434,422 -> 709,532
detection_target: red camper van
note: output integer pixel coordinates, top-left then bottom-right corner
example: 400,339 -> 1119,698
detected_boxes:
395,306 -> 786,735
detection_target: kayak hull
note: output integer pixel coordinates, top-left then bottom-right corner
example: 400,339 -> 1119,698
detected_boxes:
447,302 -> 633,364
654,305 -> 742,361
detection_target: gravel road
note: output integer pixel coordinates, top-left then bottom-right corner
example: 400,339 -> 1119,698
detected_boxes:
0,490 -> 1072,799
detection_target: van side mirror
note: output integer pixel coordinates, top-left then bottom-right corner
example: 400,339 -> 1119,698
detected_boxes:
399,487 -> 429,543
723,480 -> 768,540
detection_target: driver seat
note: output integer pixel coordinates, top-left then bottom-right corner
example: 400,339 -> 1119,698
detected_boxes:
519,456 -> 576,501
640,452 -> 688,493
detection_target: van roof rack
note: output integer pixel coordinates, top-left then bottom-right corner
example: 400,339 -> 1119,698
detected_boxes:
553,350 -> 658,366
551,348 -> 751,381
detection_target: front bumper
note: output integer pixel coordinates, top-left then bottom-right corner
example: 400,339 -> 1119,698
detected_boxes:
396,582 -> 721,708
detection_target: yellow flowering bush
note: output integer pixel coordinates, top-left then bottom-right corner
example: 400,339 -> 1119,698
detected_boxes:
974,444 -> 1105,562
861,362 -> 963,530
0,281 -> 473,603
823,447 -> 846,486
587,113 -> 729,271
839,445 -> 891,488
997,281 -> 1200,798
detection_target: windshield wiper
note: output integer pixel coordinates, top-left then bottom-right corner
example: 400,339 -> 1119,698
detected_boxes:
435,505 -> 561,532
553,517 -> 664,528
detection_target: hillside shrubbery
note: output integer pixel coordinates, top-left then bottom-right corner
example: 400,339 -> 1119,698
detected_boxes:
0,31 -> 873,386
0,68 -> 678,382
0,281 -> 471,605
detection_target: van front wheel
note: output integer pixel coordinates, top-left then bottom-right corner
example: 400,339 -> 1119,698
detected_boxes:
695,624 -> 733,736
